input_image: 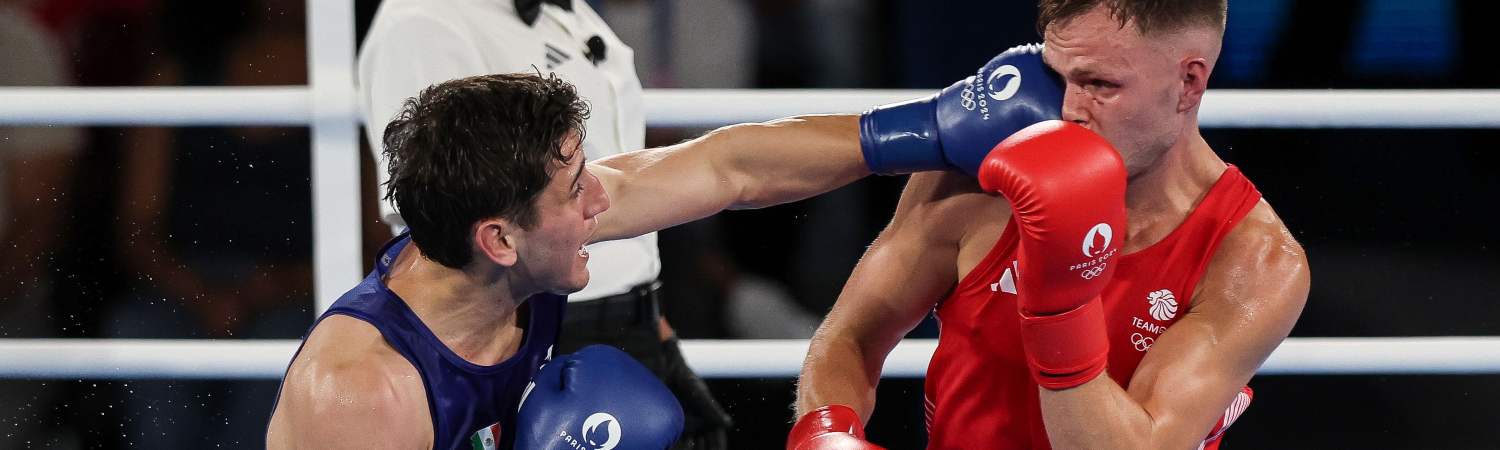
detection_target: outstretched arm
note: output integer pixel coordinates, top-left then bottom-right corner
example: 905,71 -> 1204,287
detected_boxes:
589,115 -> 866,242
588,42 -> 1065,243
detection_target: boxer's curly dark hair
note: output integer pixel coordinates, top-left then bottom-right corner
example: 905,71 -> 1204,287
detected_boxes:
382,72 -> 590,269
1037,0 -> 1226,37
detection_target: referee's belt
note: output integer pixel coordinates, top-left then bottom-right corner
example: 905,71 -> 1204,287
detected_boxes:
564,281 -> 662,327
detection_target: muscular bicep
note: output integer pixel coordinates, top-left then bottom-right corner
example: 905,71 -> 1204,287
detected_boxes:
1126,206 -> 1310,448
821,172 -> 979,356
796,172 -> 991,416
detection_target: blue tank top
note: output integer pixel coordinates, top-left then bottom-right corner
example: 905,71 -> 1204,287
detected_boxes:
286,234 -> 563,450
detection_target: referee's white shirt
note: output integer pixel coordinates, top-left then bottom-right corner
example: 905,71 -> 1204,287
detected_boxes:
359,0 -> 659,301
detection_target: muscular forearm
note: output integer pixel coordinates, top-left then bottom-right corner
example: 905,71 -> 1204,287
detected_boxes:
795,333 -> 884,420
1038,377 -> 1173,450
710,114 -> 866,209
593,114 -> 867,242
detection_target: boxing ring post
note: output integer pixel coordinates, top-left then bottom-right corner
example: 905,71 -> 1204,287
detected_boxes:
306,0 -> 362,314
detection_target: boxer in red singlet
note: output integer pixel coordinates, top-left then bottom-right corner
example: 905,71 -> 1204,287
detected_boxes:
790,1 -> 1310,449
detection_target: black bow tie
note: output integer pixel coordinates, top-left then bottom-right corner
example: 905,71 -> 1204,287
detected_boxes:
516,0 -> 573,26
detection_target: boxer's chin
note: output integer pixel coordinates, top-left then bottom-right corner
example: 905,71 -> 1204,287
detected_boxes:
557,263 -> 590,295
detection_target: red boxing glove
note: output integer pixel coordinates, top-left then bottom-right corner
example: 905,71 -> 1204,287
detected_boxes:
978,120 -> 1127,389
786,405 -> 886,450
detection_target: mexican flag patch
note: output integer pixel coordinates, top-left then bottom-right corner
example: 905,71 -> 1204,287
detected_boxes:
469,422 -> 502,450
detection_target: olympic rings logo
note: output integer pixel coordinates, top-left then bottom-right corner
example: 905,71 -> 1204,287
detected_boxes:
959,88 -> 979,111
1080,264 -> 1106,280
1130,333 -> 1154,352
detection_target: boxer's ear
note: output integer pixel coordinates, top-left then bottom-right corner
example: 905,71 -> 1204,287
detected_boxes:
1178,56 -> 1210,113
474,218 -> 518,267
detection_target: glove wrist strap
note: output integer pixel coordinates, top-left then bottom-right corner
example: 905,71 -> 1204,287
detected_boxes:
1020,297 -> 1110,390
859,95 -> 945,175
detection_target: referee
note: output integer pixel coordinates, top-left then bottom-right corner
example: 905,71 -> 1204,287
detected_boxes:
357,0 -> 731,447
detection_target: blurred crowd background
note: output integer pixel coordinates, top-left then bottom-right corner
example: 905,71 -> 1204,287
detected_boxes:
0,0 -> 1496,448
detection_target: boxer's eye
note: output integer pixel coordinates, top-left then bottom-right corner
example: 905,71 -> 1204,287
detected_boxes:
1088,79 -> 1118,90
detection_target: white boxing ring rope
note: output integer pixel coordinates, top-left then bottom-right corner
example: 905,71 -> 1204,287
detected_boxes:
3,338 -> 1500,379
4,80 -> 1500,378
3,87 -> 1500,128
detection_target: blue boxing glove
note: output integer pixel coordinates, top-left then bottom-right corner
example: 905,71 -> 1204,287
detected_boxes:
516,345 -> 685,450
860,43 -> 1063,176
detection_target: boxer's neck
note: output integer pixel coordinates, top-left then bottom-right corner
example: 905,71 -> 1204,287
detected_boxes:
1121,127 -> 1226,253
386,243 -> 527,366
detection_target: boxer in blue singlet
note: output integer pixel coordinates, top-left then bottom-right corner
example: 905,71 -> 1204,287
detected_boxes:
264,72 -> 875,449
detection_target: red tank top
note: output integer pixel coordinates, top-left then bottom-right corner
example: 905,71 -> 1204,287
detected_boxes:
923,165 -> 1261,450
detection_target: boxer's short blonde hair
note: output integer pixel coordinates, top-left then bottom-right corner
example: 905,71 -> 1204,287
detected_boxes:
1037,0 -> 1227,37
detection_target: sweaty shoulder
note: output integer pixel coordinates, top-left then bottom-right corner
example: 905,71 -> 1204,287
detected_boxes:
893,171 -> 1013,277
266,315 -> 432,450
1194,199 -> 1311,316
